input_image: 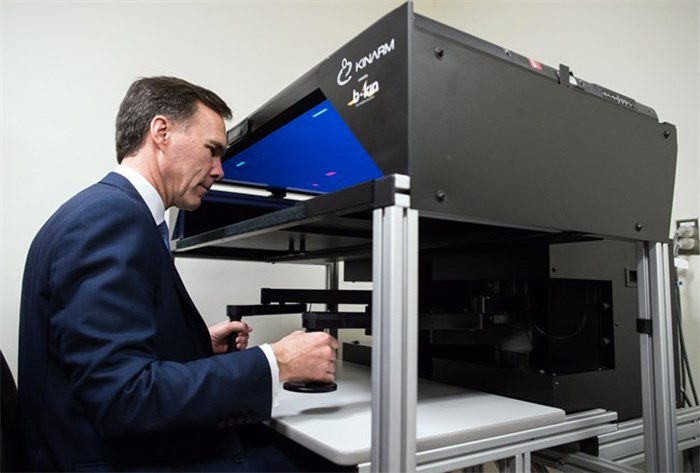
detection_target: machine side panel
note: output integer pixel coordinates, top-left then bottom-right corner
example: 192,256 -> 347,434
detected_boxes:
409,18 -> 677,241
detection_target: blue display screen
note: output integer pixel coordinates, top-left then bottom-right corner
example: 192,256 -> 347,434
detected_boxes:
222,99 -> 383,194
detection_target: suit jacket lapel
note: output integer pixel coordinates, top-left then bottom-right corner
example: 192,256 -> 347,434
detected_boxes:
169,266 -> 214,356
100,172 -> 213,355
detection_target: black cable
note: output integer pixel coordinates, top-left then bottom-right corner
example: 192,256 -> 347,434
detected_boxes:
527,309 -> 589,341
677,314 -> 699,406
681,390 -> 691,408
675,281 -> 688,401
676,312 -> 699,406
679,290 -> 699,406
671,243 -> 699,406
673,277 -> 689,407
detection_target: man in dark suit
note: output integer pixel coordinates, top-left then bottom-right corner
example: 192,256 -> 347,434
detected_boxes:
18,77 -> 341,472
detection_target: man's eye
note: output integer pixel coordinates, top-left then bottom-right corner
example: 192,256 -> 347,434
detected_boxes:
207,145 -> 223,157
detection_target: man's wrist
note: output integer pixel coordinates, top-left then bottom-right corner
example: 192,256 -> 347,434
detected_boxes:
259,343 -> 280,407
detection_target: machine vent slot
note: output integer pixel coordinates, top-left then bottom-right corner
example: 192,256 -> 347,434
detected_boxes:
600,87 -> 635,109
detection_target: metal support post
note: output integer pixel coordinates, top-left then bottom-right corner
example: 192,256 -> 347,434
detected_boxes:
535,450 -> 641,472
500,452 -> 530,472
326,262 -> 340,339
636,242 -> 677,472
683,445 -> 699,472
371,179 -> 418,472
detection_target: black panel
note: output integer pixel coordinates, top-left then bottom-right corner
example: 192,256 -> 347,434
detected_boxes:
425,239 -> 643,420
409,14 -> 676,241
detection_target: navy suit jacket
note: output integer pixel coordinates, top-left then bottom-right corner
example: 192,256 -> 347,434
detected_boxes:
18,173 -> 275,471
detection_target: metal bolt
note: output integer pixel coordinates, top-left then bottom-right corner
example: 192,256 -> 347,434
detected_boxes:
635,223 -> 643,232
663,130 -> 671,139
435,190 -> 446,202
434,47 -> 444,60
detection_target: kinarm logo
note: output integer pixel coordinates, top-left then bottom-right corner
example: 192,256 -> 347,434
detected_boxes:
355,38 -> 395,71
336,38 -> 396,86
337,58 -> 353,86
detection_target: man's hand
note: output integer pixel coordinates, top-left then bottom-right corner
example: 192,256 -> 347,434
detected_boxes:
209,320 -> 252,354
270,331 -> 339,383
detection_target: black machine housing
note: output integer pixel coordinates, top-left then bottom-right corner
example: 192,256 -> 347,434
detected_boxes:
172,3 -> 678,421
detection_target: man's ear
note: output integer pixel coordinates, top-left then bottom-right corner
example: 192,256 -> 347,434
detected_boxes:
150,115 -> 170,152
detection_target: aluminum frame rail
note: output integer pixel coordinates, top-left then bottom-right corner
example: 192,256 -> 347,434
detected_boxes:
636,242 -> 678,472
371,175 -> 418,472
533,450 -> 640,472
533,407 -> 700,471
358,409 -> 617,473
597,406 -> 700,468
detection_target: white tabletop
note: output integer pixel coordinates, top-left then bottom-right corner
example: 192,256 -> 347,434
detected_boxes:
270,361 -> 565,465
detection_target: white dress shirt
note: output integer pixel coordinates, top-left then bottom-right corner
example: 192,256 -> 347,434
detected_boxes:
114,164 -> 280,406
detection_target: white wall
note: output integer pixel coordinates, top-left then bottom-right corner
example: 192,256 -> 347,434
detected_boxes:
0,0 -> 404,376
2,1 -> 698,396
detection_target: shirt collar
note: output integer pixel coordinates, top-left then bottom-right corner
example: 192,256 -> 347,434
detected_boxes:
114,164 -> 166,225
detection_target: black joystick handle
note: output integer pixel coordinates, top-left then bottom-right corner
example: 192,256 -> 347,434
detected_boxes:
227,312 -> 245,352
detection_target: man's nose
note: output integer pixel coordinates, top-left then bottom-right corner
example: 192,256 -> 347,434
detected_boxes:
212,158 -> 224,181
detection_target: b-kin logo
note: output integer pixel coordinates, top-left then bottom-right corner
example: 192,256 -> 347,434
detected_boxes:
347,79 -> 380,107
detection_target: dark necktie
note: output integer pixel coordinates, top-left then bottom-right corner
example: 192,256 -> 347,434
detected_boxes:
157,221 -> 170,251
